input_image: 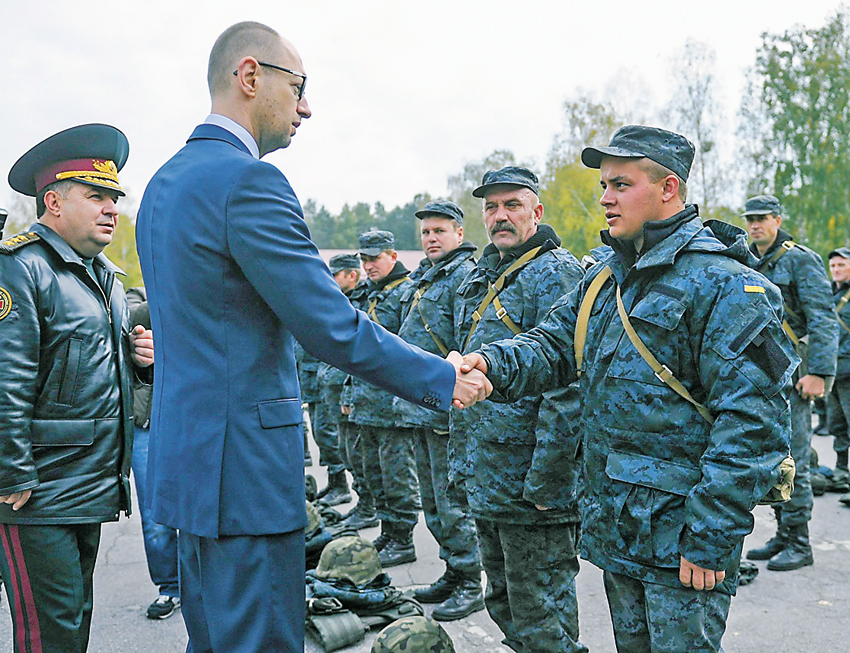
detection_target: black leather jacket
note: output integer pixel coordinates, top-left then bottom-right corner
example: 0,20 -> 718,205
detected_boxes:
0,223 -> 134,524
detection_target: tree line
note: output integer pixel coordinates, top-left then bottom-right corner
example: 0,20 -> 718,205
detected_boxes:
4,9 -> 848,279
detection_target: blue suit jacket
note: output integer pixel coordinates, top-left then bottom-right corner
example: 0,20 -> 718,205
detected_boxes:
136,124 -> 455,538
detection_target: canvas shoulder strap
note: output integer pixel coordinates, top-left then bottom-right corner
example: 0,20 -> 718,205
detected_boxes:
757,241 -> 800,344
409,282 -> 450,355
366,276 -> 409,325
614,284 -> 714,424
836,286 -> 850,334
463,246 -> 542,350
574,266 -> 613,378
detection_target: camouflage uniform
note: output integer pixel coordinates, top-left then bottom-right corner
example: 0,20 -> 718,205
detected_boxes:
350,262 -> 421,534
748,226 -> 838,567
394,242 -> 482,578
829,250 -> 850,504
297,343 -> 345,473
451,223 -> 587,653
479,211 -> 796,652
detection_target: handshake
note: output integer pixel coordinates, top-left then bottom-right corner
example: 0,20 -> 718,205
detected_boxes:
447,351 -> 491,409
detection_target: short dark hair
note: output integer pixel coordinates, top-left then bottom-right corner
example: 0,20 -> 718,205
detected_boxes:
207,21 -> 281,96
639,158 -> 688,202
36,179 -> 76,218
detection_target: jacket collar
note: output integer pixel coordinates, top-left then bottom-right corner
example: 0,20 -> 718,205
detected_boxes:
478,223 -> 561,274
29,223 -> 124,275
187,123 -> 253,157
370,260 -> 410,291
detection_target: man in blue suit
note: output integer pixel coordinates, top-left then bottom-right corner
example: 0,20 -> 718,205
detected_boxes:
135,21 -> 490,653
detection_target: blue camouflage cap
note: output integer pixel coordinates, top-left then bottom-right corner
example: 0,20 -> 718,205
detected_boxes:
829,247 -> 850,260
359,230 -> 395,256
581,125 -> 695,182
328,253 -> 360,274
742,195 -> 782,217
472,166 -> 539,198
415,200 -> 463,225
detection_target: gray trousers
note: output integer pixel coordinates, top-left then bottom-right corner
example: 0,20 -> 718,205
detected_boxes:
603,571 -> 731,653
414,427 -> 481,576
828,377 -> 850,458
358,425 -> 420,529
476,519 -> 587,653
777,391 -> 814,527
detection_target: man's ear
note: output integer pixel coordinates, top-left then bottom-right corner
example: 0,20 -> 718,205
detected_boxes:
42,190 -> 63,218
660,175 -> 680,203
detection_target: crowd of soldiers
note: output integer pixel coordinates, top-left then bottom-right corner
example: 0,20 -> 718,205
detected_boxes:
298,127 -> 848,653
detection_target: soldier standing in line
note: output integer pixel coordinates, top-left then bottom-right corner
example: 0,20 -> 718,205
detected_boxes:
347,230 -> 423,566
461,127 -> 796,653
393,201 -> 484,620
313,253 -> 362,507
825,248 -> 850,505
450,167 -> 588,652
295,343 -> 318,466
743,195 -> 839,571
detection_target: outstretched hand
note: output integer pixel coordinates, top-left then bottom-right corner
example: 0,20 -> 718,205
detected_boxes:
447,351 -> 492,409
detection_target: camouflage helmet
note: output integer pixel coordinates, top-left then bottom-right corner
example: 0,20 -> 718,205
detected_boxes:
371,616 -> 455,653
313,535 -> 382,585
306,501 -> 323,537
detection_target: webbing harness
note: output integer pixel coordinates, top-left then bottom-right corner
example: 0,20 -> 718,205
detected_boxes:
757,240 -> 799,344
409,283 -> 450,355
366,277 -> 409,326
836,286 -> 850,334
462,246 -> 542,350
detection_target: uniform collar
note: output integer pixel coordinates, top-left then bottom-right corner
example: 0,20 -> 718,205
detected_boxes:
749,227 -> 794,260
29,223 -> 124,274
417,242 -> 477,283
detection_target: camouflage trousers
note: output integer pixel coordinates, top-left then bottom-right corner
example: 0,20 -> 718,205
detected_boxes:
308,399 -> 345,475
827,378 -> 850,457
476,519 -> 587,653
413,427 -> 481,576
359,425 -> 420,530
339,419 -> 375,513
602,570 -> 731,653
777,391 -> 814,527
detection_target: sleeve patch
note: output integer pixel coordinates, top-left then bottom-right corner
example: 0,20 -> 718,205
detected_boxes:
744,328 -> 793,384
744,284 -> 765,294
0,287 -> 11,320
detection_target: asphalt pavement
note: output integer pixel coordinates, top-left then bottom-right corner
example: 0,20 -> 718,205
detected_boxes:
0,423 -> 847,652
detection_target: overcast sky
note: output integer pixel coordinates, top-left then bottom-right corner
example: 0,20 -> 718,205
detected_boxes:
0,1 -> 843,216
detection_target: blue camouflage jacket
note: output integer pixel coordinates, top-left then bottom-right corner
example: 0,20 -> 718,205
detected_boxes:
480,209 -> 796,593
450,224 -> 585,524
349,263 -> 415,428
295,343 -> 322,404
318,285 -> 363,408
833,281 -> 850,379
750,229 -> 838,379
394,243 -> 477,430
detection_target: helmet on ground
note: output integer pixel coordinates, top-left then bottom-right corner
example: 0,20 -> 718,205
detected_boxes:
313,535 -> 382,585
371,616 -> 455,652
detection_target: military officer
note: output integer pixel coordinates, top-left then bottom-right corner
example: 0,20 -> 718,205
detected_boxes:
461,127 -> 796,652
743,195 -> 839,570
347,230 -> 422,566
450,167 -> 588,652
393,201 -> 484,620
825,247 -> 850,505
0,124 -> 153,652
314,253 -> 362,506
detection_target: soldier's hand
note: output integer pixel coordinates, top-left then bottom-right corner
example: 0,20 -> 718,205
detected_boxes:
341,405 -> 352,415
796,374 -> 825,401
679,556 -> 725,591
460,352 -> 488,375
130,325 -> 154,367
447,351 -> 492,409
0,490 -> 32,511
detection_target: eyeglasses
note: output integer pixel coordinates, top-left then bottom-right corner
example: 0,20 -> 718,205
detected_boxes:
233,62 -> 307,100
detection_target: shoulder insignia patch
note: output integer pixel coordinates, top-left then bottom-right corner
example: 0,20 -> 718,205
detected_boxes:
0,232 -> 40,254
0,287 -> 12,320
744,284 -> 766,294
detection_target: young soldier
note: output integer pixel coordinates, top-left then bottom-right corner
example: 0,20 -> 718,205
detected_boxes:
462,127 -> 796,652
743,195 -> 839,570
826,248 -> 850,505
347,230 -> 422,566
450,168 -> 588,652
394,201 -> 484,620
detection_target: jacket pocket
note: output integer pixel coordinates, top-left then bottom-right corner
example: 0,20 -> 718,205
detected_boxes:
57,338 -> 83,406
257,398 -> 303,429
31,419 -> 96,446
605,450 -> 700,566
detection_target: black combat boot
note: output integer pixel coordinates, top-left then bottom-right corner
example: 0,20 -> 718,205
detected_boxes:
413,566 -> 461,603
372,522 -> 394,552
379,527 -> 416,567
332,503 -> 378,532
767,523 -> 814,571
432,573 -> 485,621
747,510 -> 786,560
316,472 -> 353,507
